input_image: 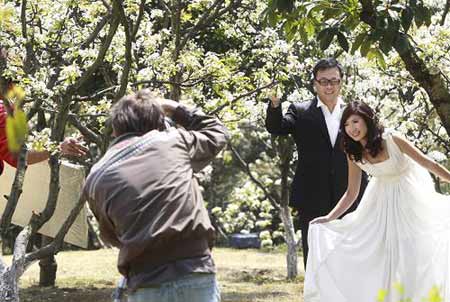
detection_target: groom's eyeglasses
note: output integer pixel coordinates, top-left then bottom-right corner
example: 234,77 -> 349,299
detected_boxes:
314,78 -> 341,86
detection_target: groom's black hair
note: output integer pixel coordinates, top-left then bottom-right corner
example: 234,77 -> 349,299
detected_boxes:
312,58 -> 344,80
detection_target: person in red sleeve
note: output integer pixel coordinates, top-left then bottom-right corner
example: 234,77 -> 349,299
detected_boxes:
0,98 -> 87,175
0,46 -> 86,173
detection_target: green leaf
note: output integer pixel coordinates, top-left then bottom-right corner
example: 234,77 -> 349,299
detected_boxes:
305,2 -> 330,17
317,27 -> 329,41
423,7 -> 432,27
14,110 -> 28,141
360,38 -> 372,57
393,282 -> 405,295
376,289 -> 388,302
388,9 -> 400,22
336,32 -> 349,52
426,286 -> 442,302
379,36 -> 393,55
367,48 -> 377,61
371,27 -> 384,42
298,22 -> 309,43
285,22 -> 298,41
318,28 -> 335,50
323,7 -> 342,20
414,5 -> 425,28
380,16 -> 399,55
394,34 -> 410,55
389,4 -> 406,12
376,49 -> 387,70
305,19 -> 315,37
375,4 -> 386,13
6,110 -> 29,153
387,15 -> 400,34
0,5 -> 14,29
401,7 -> 413,33
5,116 -> 19,152
264,8 -> 280,27
351,33 -> 366,54
274,0 -> 294,13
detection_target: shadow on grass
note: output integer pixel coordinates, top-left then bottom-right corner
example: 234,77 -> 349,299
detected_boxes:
20,286 -> 115,302
218,267 -> 302,301
222,291 -> 290,301
219,267 -> 304,284
20,268 -> 302,302
21,286 -> 293,302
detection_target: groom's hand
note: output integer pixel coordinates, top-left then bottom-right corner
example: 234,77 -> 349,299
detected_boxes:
268,85 -> 282,108
270,95 -> 281,108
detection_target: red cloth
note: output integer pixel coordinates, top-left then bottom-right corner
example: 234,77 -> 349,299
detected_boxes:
0,101 -> 18,174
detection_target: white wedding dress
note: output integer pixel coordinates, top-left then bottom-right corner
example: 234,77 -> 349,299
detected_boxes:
304,132 -> 450,302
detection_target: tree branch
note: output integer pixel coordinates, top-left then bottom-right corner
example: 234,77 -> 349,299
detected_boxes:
359,0 -> 376,27
228,143 -> 280,210
113,0 -> 133,101
81,14 -> 112,49
208,80 -> 277,115
21,0 -> 40,74
25,195 -> 86,263
0,148 -> 28,234
101,0 -> 112,12
131,0 -> 146,39
10,225 -> 33,278
67,114 -> 103,147
31,156 -> 61,232
441,0 -> 450,26
133,72 -> 217,89
179,0 -> 239,51
392,34 -> 450,135
359,0 -> 450,136
76,85 -> 119,100
170,0 -> 183,101
181,0 -> 222,45
70,7 -> 120,93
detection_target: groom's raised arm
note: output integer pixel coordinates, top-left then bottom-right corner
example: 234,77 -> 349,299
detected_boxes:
265,96 -> 297,135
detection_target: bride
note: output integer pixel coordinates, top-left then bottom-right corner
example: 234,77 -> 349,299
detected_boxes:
303,101 -> 450,302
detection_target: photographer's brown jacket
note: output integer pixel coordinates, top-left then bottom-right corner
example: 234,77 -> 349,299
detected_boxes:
82,105 -> 228,290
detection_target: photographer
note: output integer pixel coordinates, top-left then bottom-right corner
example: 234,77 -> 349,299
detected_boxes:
82,89 -> 228,302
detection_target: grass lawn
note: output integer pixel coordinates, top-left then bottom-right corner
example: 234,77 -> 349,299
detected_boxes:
7,247 -> 304,302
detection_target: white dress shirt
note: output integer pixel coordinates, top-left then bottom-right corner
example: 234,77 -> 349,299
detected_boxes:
317,97 -> 344,147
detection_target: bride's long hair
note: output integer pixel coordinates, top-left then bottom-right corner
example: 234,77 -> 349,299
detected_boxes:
340,101 -> 384,162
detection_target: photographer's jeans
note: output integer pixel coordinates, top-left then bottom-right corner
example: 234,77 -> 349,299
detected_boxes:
127,273 -> 220,302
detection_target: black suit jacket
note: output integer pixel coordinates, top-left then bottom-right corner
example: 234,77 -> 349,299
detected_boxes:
266,98 -> 368,223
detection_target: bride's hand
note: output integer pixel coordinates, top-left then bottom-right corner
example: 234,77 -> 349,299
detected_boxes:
310,215 -> 332,224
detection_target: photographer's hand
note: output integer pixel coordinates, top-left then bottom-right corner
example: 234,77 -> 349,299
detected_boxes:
159,99 -> 179,117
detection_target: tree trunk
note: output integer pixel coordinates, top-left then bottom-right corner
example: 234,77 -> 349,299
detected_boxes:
0,269 -> 20,302
277,136 -> 298,279
229,140 -> 298,279
0,225 -> 35,302
279,205 -> 298,279
170,0 -> 182,102
359,2 -> 450,136
393,34 -> 450,136
38,236 -> 57,287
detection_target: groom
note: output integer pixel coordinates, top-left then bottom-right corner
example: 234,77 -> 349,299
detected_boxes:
265,57 -> 368,268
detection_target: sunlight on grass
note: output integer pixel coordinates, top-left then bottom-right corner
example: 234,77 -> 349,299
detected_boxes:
5,247 -> 304,302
